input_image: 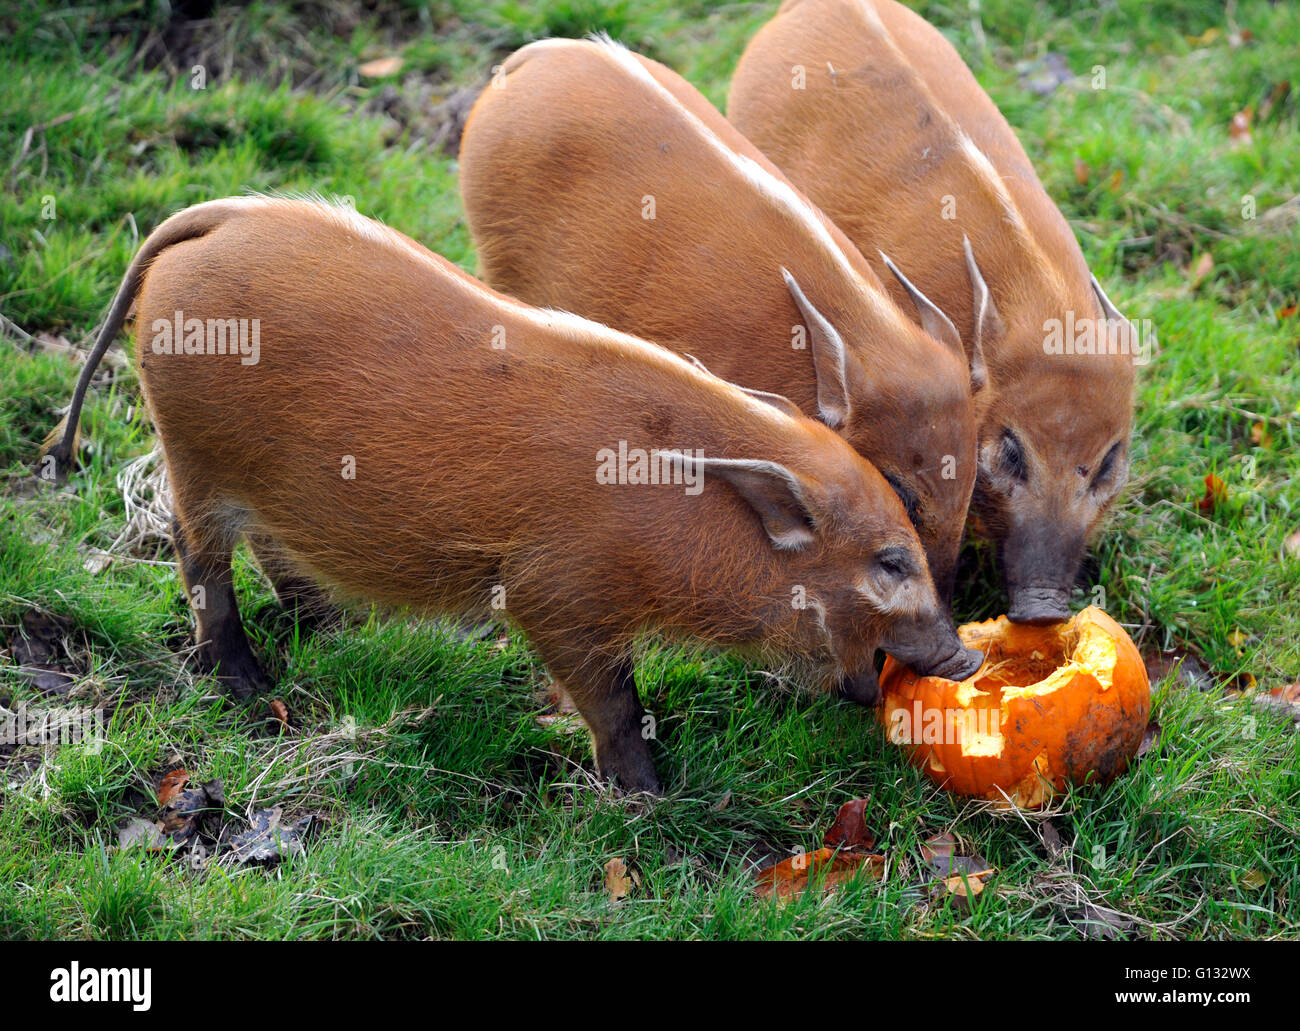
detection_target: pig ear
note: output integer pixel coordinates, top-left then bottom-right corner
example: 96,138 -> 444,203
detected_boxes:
781,268 -> 850,429
1090,275 -> 1138,354
878,250 -> 963,357
667,453 -> 816,550
684,353 -> 806,420
1090,274 -> 1125,321
961,235 -> 995,393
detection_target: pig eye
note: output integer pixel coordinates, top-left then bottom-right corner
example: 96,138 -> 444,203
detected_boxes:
998,429 -> 1028,483
883,474 -> 921,526
871,545 -> 916,582
1091,442 -> 1123,488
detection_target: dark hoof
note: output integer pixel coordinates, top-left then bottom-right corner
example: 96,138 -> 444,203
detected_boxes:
599,754 -> 663,797
197,643 -> 271,700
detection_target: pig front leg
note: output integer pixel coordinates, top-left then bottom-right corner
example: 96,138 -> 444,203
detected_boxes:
533,635 -> 661,794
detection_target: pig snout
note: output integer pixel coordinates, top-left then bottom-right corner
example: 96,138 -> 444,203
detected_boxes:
837,665 -> 882,707
1000,523 -> 1084,625
913,642 -> 984,681
884,614 -> 984,682
1006,585 -> 1072,625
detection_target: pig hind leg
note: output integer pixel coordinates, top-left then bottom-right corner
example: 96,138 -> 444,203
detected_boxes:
244,532 -> 340,629
171,507 -> 269,700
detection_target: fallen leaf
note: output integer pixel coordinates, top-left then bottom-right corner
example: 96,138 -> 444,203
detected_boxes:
921,831 -> 992,879
1142,647 -> 1216,691
754,847 -> 883,902
1228,629 -> 1249,651
1250,420 -> 1272,446
1073,157 -> 1089,185
269,699 -> 291,728
358,56 -> 404,79
604,857 -> 635,901
1185,27 -> 1221,47
1108,168 -> 1124,192
1076,902 -> 1135,939
1040,821 -> 1065,859
1229,108 -> 1253,146
710,790 -> 732,812
1136,722 -> 1161,758
823,798 -> 875,852
1284,529 -> 1300,558
1197,473 -> 1226,512
161,778 -> 223,844
1189,252 -> 1215,288
81,548 -> 113,574
920,832 -> 956,865
1279,305 -> 1298,320
535,682 -> 582,732
1241,869 -> 1268,890
1258,80 -> 1290,121
226,807 -> 319,865
157,769 -> 189,807
1227,27 -> 1253,48
940,869 -> 993,898
9,610 -> 78,696
117,817 -> 169,851
1254,684 -> 1300,727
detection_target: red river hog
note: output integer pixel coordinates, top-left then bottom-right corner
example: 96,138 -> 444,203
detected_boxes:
42,196 -> 982,794
458,36 -> 981,612
729,0 -> 1140,623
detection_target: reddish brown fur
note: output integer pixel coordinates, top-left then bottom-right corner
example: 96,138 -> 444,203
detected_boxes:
53,196 -> 979,793
458,37 -> 978,606
729,0 -> 1137,622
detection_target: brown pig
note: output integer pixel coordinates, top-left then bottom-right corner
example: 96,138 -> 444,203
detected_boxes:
41,197 -> 982,794
729,0 -> 1139,623
458,36 -> 981,613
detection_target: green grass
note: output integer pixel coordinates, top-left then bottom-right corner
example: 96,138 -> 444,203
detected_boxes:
1,0 -> 1297,940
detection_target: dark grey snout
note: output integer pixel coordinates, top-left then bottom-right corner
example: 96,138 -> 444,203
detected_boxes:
837,666 -> 882,707
884,612 -> 985,682
1007,586 -> 1071,625
916,644 -> 984,682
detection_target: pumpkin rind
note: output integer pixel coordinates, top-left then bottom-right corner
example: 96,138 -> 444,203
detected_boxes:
879,607 -> 1150,808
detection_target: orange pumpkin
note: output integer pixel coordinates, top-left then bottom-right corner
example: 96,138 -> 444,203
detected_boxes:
879,607 -> 1150,808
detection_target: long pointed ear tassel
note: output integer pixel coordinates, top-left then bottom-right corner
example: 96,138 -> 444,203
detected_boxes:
878,249 -> 963,356
781,266 -> 850,428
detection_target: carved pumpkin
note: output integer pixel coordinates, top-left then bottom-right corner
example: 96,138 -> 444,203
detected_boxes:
879,607 -> 1150,808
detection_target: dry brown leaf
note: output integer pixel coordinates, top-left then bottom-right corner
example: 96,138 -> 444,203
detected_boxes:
754,847 -> 883,902
1284,530 -> 1300,559
1189,252 -> 1215,288
1136,722 -> 1162,759
269,699 -> 291,728
1241,869 -> 1268,890
941,869 -> 993,898
822,798 -> 875,852
1073,157 -> 1089,185
157,769 -> 189,807
117,817 -> 169,851
1229,108 -> 1254,146
604,857 -> 634,902
358,56 -> 404,79
1041,821 -> 1065,859
1258,81 -> 1290,121
1197,473 -> 1227,512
